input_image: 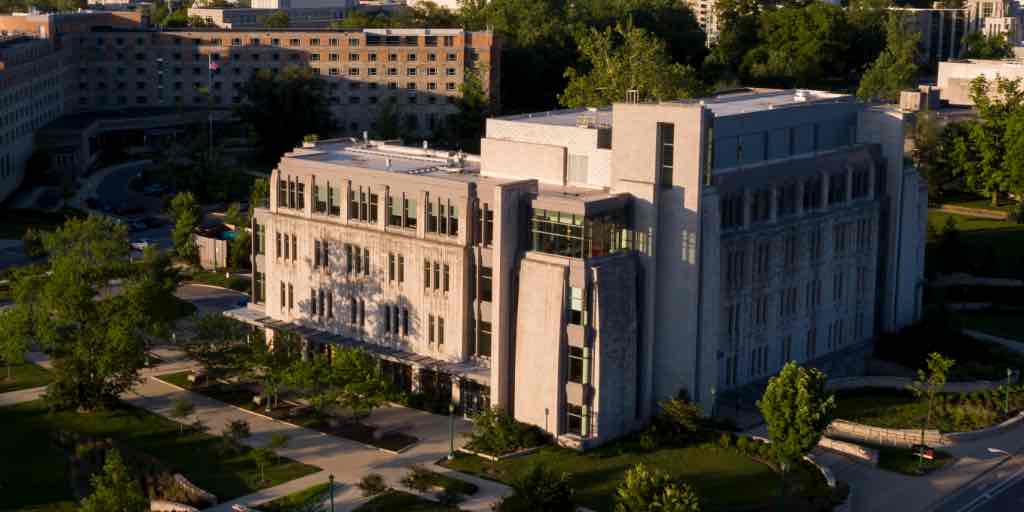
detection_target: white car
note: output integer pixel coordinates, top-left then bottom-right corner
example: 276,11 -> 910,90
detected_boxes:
130,239 -> 155,251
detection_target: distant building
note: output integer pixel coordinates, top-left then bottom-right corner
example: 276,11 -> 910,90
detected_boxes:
681,0 -> 718,43
231,89 -> 926,447
892,0 -> 1022,66
187,6 -> 354,28
937,57 -> 1024,104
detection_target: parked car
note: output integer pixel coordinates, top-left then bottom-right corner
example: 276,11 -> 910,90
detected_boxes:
130,239 -> 155,251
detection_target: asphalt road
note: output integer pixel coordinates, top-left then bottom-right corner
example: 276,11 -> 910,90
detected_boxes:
175,282 -> 248,314
933,451 -> 1024,512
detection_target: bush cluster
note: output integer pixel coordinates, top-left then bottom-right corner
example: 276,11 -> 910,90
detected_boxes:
466,407 -> 548,456
357,473 -> 387,497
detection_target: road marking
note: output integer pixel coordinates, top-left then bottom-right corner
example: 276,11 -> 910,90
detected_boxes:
958,464 -> 1024,512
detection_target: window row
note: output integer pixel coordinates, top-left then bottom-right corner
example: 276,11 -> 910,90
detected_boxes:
423,260 -> 451,292
276,232 -> 298,261
720,169 -> 872,230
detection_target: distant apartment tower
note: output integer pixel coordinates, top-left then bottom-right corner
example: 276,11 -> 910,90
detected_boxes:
682,0 -> 718,43
0,34 -> 69,203
233,89 -> 926,448
892,0 -> 1021,65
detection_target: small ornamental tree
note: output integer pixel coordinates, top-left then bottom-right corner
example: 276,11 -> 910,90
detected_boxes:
251,447 -> 275,483
614,464 -> 701,512
908,352 -> 955,470
169,192 -> 200,262
757,362 -> 835,503
503,463 -> 575,512
79,449 -> 148,512
170,399 -> 196,434
0,308 -> 28,381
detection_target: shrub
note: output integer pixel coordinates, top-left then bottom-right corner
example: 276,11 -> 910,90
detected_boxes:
717,432 -> 733,449
503,464 -> 574,512
358,473 -> 387,497
400,464 -> 434,492
22,228 -> 45,258
466,407 -> 547,456
654,392 -> 702,445
436,488 -> 464,506
735,436 -> 750,453
614,464 -> 700,512
639,430 -> 657,452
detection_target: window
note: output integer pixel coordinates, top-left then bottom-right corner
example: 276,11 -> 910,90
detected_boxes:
806,279 -> 822,309
433,262 -> 441,290
288,283 -> 294,309
403,195 -> 417,229
346,244 -> 353,273
809,227 -> 823,261
828,172 -> 847,205
804,175 -> 822,211
753,242 -> 770,279
438,317 -> 444,344
726,250 -> 745,289
479,204 -> 494,245
780,287 -> 797,318
398,255 -> 405,283
721,193 -> 744,229
568,346 -> 585,383
807,328 -> 817,357
751,188 -> 771,223
429,315 -> 435,343
480,267 -> 492,302
314,240 -> 322,268
311,289 -> 318,316
833,272 -> 844,303
292,235 -> 297,261
389,253 -> 396,282
283,234 -> 290,259
276,232 -> 282,257
566,404 -> 585,436
474,321 -> 492,357
834,223 -> 847,255
424,259 -> 431,289
363,248 -> 370,275
852,168 -> 870,199
568,286 -> 584,325
657,123 -> 674,187
781,336 -> 792,365
752,294 -> 768,327
280,282 -> 286,310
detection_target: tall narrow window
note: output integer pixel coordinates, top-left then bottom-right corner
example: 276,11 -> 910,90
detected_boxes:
322,241 -> 330,271
568,286 -> 584,325
401,308 -> 408,335
657,122 -> 675,187
283,234 -> 290,259
428,315 -> 435,343
288,283 -> 293,309
276,232 -> 282,257
346,244 -> 353,273
433,262 -> 440,289
369,191 -> 379,223
311,289 -> 318,315
350,297 -> 357,323
568,346 -> 585,383
388,253 -> 396,282
443,263 -> 450,292
327,291 -> 333,318
354,245 -> 361,274
477,321 -> 492,357
482,204 -> 493,245
404,195 -> 417,229
423,259 -> 430,289
480,267 -> 492,302
291,235 -> 297,261
426,197 -> 437,232
359,299 -> 365,326
388,193 -> 402,226
438,317 -> 444,344
314,240 -> 321,268
398,255 -> 405,283
363,248 -> 370,275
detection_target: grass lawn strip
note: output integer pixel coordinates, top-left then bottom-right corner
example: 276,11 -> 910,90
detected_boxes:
0,362 -> 51,393
157,371 -> 417,452
926,211 -> 1024,279
258,482 -> 331,512
877,446 -> 954,476
405,467 -> 479,495
0,400 -> 319,512
186,269 -> 250,292
355,490 -> 456,511
443,441 -> 824,512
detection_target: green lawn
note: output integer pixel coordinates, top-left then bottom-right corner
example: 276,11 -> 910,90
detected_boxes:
927,210 -> 1024,279
0,400 -> 319,512
403,466 -> 478,495
0,362 -> 50,393
938,191 -> 1017,213
260,482 -> 331,512
187,269 -> 250,292
834,388 -> 930,430
956,309 -> 1024,341
355,490 -> 456,511
443,440 -> 828,512
878,447 -> 954,476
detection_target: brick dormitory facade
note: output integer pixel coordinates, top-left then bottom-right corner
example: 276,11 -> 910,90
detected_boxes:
227,89 -> 927,449
0,11 -> 500,203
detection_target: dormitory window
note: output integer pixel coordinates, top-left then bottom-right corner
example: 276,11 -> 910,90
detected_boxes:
568,346 -> 585,383
828,172 -> 846,205
753,242 -> 770,279
726,250 -> 745,289
348,184 -> 379,223
479,267 -> 492,302
804,176 -> 822,211
781,336 -> 793,365
388,253 -> 405,283
751,188 -> 771,223
478,204 -> 494,246
472,321 -> 492,358
425,194 -> 459,236
834,223 -> 847,255
288,284 -> 294,309
657,123 -> 674,188
721,193 -> 744,229
852,168 -> 870,199
725,304 -> 741,340
568,286 -> 585,325
809,227 -> 823,261
752,294 -> 768,327
283,234 -> 290,259
778,182 -> 798,217
310,289 -> 318,316
566,404 -> 586,436
783,235 -> 798,268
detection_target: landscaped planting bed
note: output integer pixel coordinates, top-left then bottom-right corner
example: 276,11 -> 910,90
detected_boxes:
157,371 -> 417,452
259,482 -> 331,512
355,490 -> 456,511
0,400 -> 319,512
834,386 -> 1024,433
874,319 -> 1024,382
877,446 -> 954,476
443,435 -> 835,512
926,210 -> 1024,279
955,308 -> 1024,341
0,362 -> 50,393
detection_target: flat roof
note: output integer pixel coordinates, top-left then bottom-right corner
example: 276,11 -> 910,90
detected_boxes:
496,89 -> 854,127
289,140 -> 492,181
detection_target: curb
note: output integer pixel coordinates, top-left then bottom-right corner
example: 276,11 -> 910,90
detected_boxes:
920,450 -> 1019,512
150,375 -> 413,455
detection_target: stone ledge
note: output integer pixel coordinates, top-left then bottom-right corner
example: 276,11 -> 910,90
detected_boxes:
457,445 -> 542,462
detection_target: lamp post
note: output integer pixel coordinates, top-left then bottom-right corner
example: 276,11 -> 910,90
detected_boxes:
1007,368 -> 1013,416
544,407 -> 549,433
710,387 -> 717,418
328,473 -> 335,512
447,402 -> 455,460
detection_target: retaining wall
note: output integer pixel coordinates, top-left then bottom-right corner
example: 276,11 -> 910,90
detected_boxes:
936,204 -> 1008,220
826,375 -> 1014,394
825,419 -> 946,448
818,436 -> 879,465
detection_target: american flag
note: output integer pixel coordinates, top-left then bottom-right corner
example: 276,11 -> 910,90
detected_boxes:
209,60 -> 220,71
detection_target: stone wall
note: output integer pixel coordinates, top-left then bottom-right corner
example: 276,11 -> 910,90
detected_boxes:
818,436 -> 879,465
825,419 -> 946,448
825,375 -> 1014,393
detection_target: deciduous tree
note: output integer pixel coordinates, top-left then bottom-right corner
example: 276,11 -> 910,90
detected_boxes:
908,352 -> 955,469
857,12 -> 919,102
169,192 -> 200,262
237,66 -> 334,162
79,449 -> 147,512
614,464 -> 701,512
962,31 -> 1013,59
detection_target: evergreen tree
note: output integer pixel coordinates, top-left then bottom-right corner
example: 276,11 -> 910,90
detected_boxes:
857,13 -> 920,102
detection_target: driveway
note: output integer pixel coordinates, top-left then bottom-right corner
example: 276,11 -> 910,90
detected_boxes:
175,283 -> 248,315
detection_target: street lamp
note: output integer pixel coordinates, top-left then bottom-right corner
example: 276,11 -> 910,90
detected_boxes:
1006,368 -> 1013,416
447,402 -> 455,460
544,407 -> 549,433
710,387 -> 717,418
328,473 -> 335,512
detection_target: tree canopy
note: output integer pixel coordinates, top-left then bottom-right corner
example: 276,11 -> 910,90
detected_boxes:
962,31 -> 1014,60
237,66 -> 334,162
857,12 -> 919,102
79,449 -> 148,512
614,463 -> 701,512
757,362 -> 835,467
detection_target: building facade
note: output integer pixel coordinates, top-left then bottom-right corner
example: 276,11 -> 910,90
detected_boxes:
187,7 -> 354,28
936,57 -> 1024,104
233,89 -> 926,448
0,11 -> 500,203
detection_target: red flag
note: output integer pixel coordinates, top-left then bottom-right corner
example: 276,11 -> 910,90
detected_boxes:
209,60 -> 220,71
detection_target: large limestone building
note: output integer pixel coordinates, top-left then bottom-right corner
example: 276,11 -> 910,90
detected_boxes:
231,89 -> 927,448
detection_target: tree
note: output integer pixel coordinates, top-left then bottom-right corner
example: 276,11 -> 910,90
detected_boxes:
959,76 -> 1024,205
267,432 -> 290,463
223,418 -> 252,452
229,229 -> 251,271
125,247 -> 182,341
614,464 -> 701,512
250,177 -> 269,215
79,449 -> 148,512
251,446 -> 274,483
5,215 -> 168,411
243,331 -> 301,411
183,314 -> 254,381
757,362 -> 834,503
655,392 -> 702,445
22,228 -> 45,258
237,66 -> 334,162
962,31 -> 1013,60
224,202 -> 246,228
857,12 -> 919,102
284,353 -> 335,413
330,347 -> 391,419
169,192 -> 200,262
0,308 -> 27,380
438,65 -> 491,152
261,10 -> 289,28
500,464 -> 575,511
908,352 -> 955,470
741,3 -> 851,88
560,21 -> 706,108
912,111 -> 947,201
170,399 -> 196,434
